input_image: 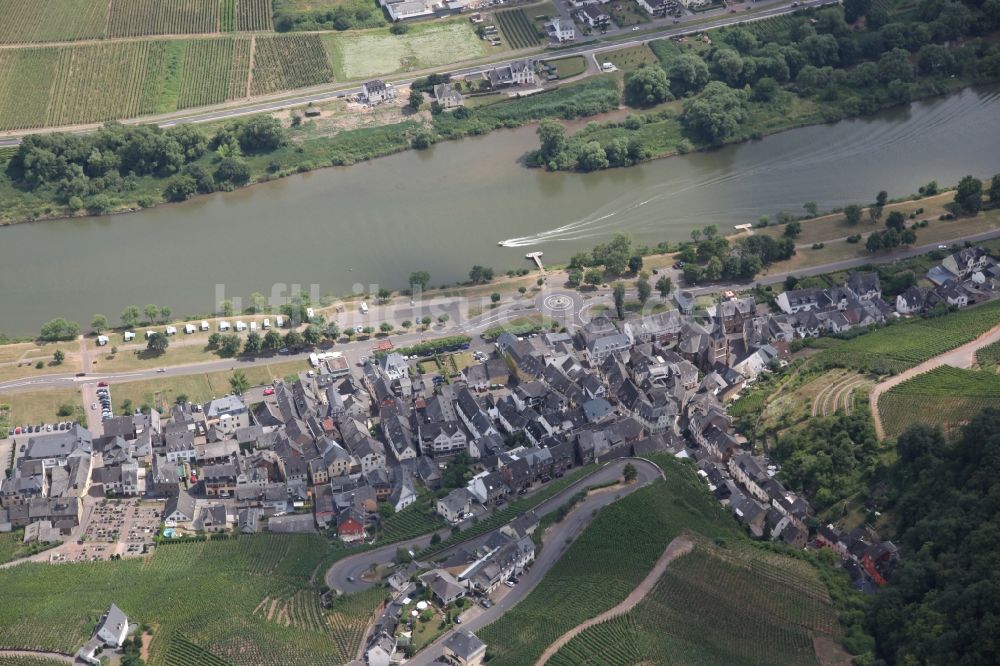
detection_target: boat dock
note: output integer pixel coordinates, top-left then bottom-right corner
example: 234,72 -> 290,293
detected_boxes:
526,251 -> 545,272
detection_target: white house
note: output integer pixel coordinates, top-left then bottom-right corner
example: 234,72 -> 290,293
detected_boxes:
362,79 -> 396,104
123,331 -> 135,341
546,18 -> 576,42
184,323 -> 197,334
437,488 -> 472,523
219,321 -> 231,331
96,335 -> 109,346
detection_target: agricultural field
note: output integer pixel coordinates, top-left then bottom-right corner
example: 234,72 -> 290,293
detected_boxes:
495,9 -> 542,49
0,534 -> 378,666
379,495 -> 445,543
742,13 -> 798,41
813,299 -> 1000,375
976,340 -> 1000,370
108,0 -> 219,38
237,0 -> 276,31
878,366 -> 1000,439
323,21 -> 487,81
600,45 -> 658,72
478,456 -> 744,665
251,34 -> 333,96
548,540 -> 841,666
0,0 -> 108,44
0,530 -> 25,565
0,657 -> 68,666
178,37 -> 253,108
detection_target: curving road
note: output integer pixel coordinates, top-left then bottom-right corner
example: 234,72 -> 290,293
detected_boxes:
338,458 -> 664,666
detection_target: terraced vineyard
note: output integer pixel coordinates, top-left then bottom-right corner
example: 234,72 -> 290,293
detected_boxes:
107,0 -> 220,38
479,457 -> 742,665
496,9 -> 542,49
165,634 -> 233,666
380,496 -> 445,543
976,340 -> 1000,369
814,300 -> 1000,375
0,0 -> 108,44
549,540 -> 840,666
0,534 -> 362,666
0,657 -> 69,666
878,365 -> 1000,439
744,13 -> 798,41
250,34 -> 333,96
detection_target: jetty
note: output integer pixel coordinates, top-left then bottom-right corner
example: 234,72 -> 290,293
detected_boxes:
526,251 -> 545,272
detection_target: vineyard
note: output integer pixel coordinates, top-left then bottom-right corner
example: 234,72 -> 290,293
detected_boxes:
814,299 -> 1000,375
379,496 -> 445,543
0,534 -> 366,666
177,37 -> 253,108
0,657 -> 68,666
496,9 -> 542,49
744,13 -> 799,41
250,34 -> 333,96
548,540 -> 840,666
107,0 -> 220,38
976,340 -> 1000,369
878,365 -> 1000,439
237,0 -> 275,31
164,635 -> 233,666
478,456 -> 742,665
0,0 -> 107,44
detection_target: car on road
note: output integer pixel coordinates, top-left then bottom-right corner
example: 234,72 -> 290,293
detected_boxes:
347,576 -> 355,583
157,368 -> 166,373
454,616 -> 462,624
97,381 -> 108,387
632,26 -> 639,31
673,261 -> 684,269
938,244 -> 948,249
480,599 -> 492,609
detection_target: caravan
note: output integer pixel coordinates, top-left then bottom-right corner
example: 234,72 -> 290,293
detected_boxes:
360,302 -> 369,315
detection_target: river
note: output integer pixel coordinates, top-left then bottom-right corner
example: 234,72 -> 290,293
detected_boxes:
1,85 -> 999,336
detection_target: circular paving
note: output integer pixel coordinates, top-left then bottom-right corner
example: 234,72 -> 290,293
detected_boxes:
543,294 -> 574,312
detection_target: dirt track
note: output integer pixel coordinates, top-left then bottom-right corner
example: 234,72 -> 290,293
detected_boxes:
533,536 -> 695,666
869,322 -> 1000,439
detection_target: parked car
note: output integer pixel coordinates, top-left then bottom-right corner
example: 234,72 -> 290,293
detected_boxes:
504,579 -> 515,588
97,381 -> 108,387
263,387 -> 275,396
480,598 -> 492,609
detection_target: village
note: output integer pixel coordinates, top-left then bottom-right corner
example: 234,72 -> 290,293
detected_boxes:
1,243 -> 998,664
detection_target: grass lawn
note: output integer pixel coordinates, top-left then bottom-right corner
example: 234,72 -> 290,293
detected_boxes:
547,55 -> 587,79
600,44 -> 657,71
112,359 -> 307,412
89,340 -> 223,374
323,20 -> 487,80
607,0 -> 651,26
0,388 -> 83,426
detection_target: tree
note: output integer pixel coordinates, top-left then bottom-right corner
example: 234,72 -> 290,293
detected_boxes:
628,255 -> 643,274
229,370 -> 250,395
624,65 -> 672,107
409,88 -> 423,110
175,394 -> 188,406
207,332 -> 222,348
584,268 -> 604,286
53,350 -> 65,364
263,329 -> 282,351
121,306 -> 141,329
491,292 -> 501,304
244,331 -> 263,355
886,210 -> 906,231
843,0 -> 872,22
844,204 -> 863,225
323,322 -> 340,340
303,325 -> 322,346
623,463 -> 638,483
612,282 -> 626,320
468,265 -> 495,284
567,268 -> 583,287
144,304 -> 159,324
411,130 -> 433,150
682,81 -> 748,144
146,331 -> 169,355
237,115 -> 287,152
669,53 -> 710,94
636,274 -> 651,305
592,233 -> 632,276
39,318 -> 81,341
803,201 -> 818,218
989,174 -> 1000,204
214,155 -> 251,186
954,175 -> 983,214
380,322 -> 393,334
576,141 -> 609,171
655,275 -> 672,298
409,271 -> 431,292
438,314 -> 450,324
784,221 -> 802,238
284,330 -> 303,349
219,333 -> 242,357
91,314 -> 108,334
865,231 -> 884,253
163,174 -> 197,202
713,49 -> 745,86
537,119 -> 567,164
159,306 -> 171,323
377,287 -> 392,302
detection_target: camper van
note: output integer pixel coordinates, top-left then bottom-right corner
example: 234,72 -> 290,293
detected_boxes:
360,302 -> 369,315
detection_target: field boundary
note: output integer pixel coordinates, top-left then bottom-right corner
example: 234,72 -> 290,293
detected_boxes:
534,535 -> 694,666
870,321 -> 1000,438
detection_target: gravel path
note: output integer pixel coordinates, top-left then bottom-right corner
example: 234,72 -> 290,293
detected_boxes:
533,536 -> 695,666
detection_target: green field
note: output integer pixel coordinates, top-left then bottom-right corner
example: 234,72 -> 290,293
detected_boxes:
251,34 -> 333,95
0,0 -> 108,44
478,456 -> 746,664
548,56 -> 587,79
548,540 -> 841,666
813,300 -> 1000,375
0,534 -> 379,666
495,9 -> 542,49
878,365 -> 1000,439
976,340 -> 1000,369
322,21 -> 487,81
